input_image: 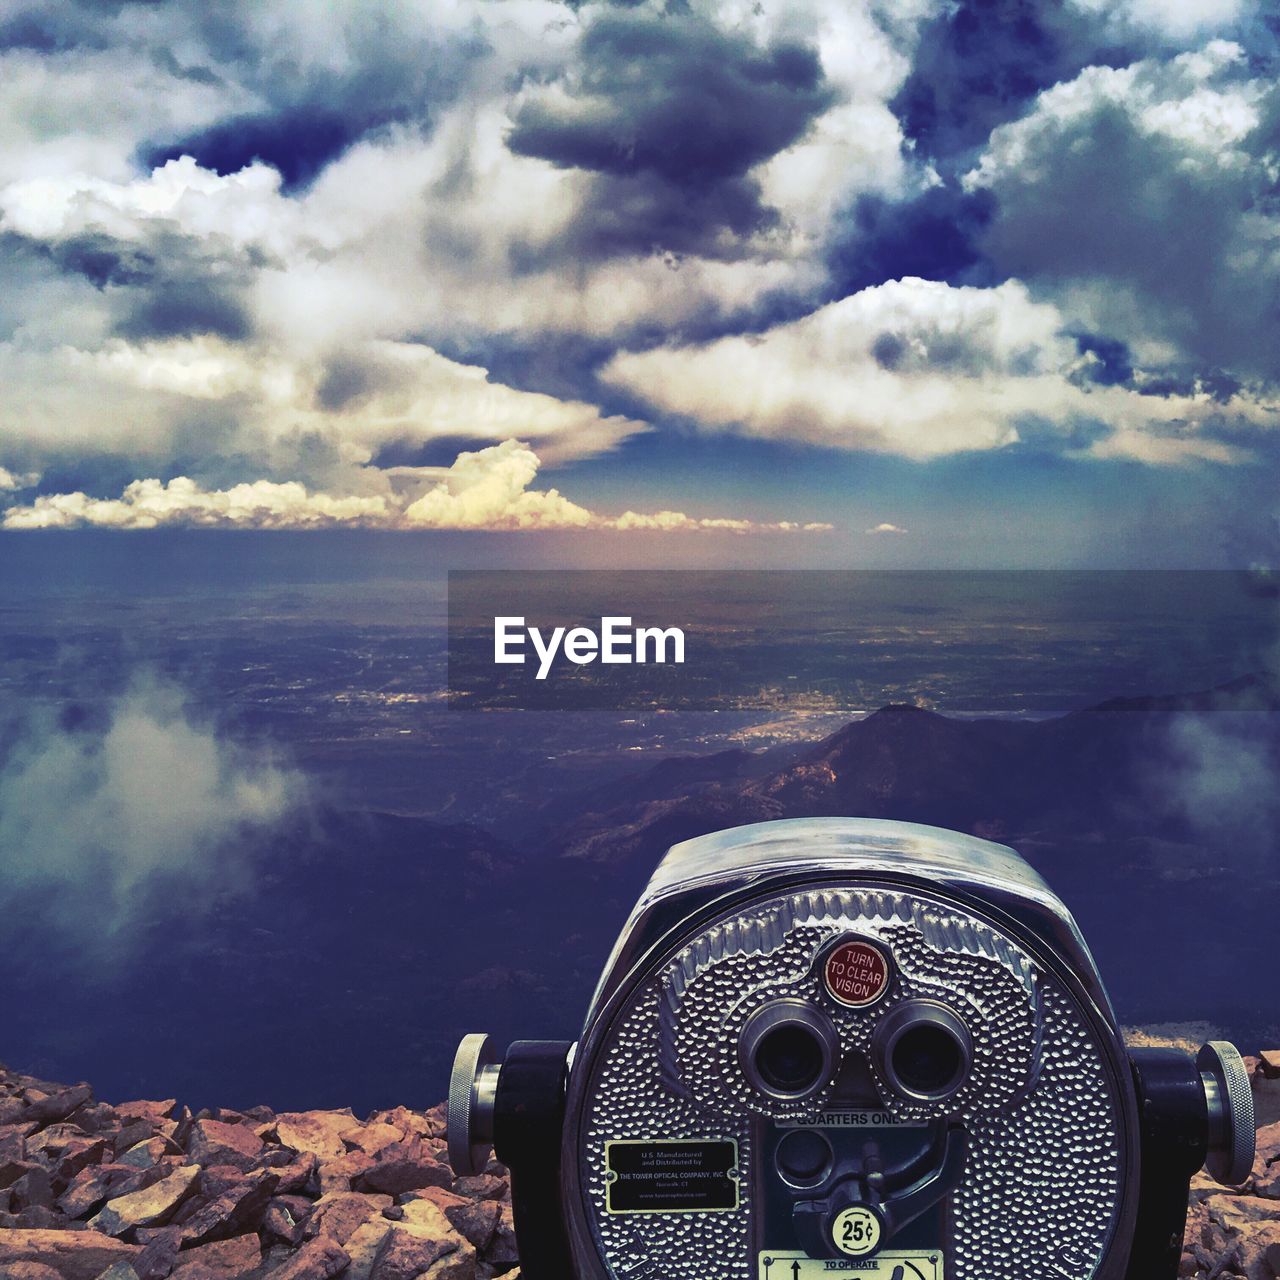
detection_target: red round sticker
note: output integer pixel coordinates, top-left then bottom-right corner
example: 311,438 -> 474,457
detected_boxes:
823,939 -> 890,1007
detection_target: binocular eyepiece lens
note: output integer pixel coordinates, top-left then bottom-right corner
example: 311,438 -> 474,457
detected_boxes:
874,1000 -> 973,1101
740,1000 -> 838,1100
757,1024 -> 826,1093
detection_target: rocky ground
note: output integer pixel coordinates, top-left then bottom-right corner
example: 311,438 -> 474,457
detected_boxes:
1185,1051 -> 1280,1278
0,1056 -> 1278,1279
0,1066 -> 517,1280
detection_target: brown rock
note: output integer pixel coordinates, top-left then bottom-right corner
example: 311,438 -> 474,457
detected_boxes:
0,1263 -> 65,1280
422,1107 -> 447,1140
10,1167 -> 55,1212
1,1162 -> 44,1193
184,1123 -> 261,1173
116,1139 -> 183,1172
451,1176 -> 506,1203
56,1139 -> 109,1183
354,1143 -> 451,1197
316,1151 -> 373,1198
29,1125 -> 93,1162
0,1128 -> 28,1164
114,1105 -> 177,1129
260,1237 -> 349,1280
368,1228 -> 460,1280
272,1114 -> 357,1162
1251,1121 -> 1280,1199
1254,1075 -> 1280,1131
364,1111 -> 416,1143
268,1155 -> 317,1198
23,1086 -> 94,1128
340,1125 -> 403,1158
341,1219 -> 395,1280
262,1203 -> 304,1247
173,1170 -> 278,1246
64,1103 -> 117,1136
304,1191 -> 392,1245
131,1228 -> 182,1280
0,1230 -> 139,1280
410,1188 -> 499,1251
1204,1193 -> 1280,1280
58,1167 -> 154,1222
0,1207 -> 67,1230
170,1234 -> 260,1277
273,1195 -> 313,1223
192,1167 -> 246,1201
89,1166 -> 200,1236
1259,1051 -> 1280,1079
481,1204 -> 518,1269
95,1264 -> 142,1280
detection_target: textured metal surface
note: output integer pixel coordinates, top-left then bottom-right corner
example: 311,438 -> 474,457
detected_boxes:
575,883 -> 1127,1280
1199,1041 -> 1256,1185
447,1033 -> 498,1176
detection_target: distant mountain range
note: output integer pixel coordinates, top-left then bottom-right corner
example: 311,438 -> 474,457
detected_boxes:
4,677 -> 1277,1113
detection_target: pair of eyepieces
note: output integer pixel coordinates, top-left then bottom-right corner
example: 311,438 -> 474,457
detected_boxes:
739,998 -> 972,1104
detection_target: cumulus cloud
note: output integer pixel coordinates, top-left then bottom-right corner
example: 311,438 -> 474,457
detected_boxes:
867,522 -> 907,534
2,440 -> 829,533
1068,0 -> 1250,41
0,323 -> 645,486
3,476 -> 393,531
1141,711 -> 1280,870
0,0 -> 1274,517
602,277 -> 1274,462
0,466 -> 37,492
0,672 -> 305,938
963,41 -> 1280,380
0,0 -> 926,504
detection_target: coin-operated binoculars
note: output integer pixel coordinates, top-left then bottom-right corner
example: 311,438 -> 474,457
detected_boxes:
448,818 -> 1254,1280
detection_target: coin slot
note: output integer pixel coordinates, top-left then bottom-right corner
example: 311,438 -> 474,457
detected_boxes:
774,1128 -> 834,1189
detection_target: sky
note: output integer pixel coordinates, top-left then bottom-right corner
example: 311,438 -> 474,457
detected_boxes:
0,0 -> 1278,565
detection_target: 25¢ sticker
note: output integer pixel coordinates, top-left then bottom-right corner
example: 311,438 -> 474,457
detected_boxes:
831,1204 -> 883,1256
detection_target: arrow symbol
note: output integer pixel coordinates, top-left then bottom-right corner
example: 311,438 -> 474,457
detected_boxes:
791,1263 -> 801,1280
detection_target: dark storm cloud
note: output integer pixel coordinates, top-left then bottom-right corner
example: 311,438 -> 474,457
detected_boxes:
141,105 -> 408,193
151,46 -> 223,88
0,11 -> 86,52
972,96 -> 1280,379
315,356 -> 376,413
510,12 -> 831,182
549,172 -> 780,260
2,231 -> 157,290
371,436 -> 513,469
507,8 -> 834,257
892,0 -> 1133,160
1071,333 -> 1134,386
115,281 -> 251,342
5,226 -> 256,341
828,186 -> 997,295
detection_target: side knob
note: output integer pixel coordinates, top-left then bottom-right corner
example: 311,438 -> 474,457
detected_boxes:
447,1033 -> 501,1176
1198,1041 -> 1255,1185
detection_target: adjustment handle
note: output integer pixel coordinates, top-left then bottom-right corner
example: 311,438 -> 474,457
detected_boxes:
1198,1041 -> 1255,1186
447,1033 -> 500,1176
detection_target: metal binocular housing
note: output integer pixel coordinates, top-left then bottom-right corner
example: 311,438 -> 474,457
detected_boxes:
448,818 -> 1254,1280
